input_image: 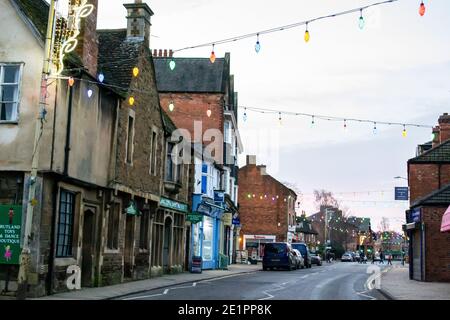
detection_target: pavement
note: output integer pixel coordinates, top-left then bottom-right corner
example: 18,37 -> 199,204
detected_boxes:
33,263 -> 261,300
117,261 -> 388,300
379,263 -> 450,300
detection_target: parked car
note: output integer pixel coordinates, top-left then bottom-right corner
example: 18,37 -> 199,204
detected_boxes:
292,249 -> 305,269
262,242 -> 297,271
291,243 -> 312,268
352,252 -> 360,262
341,252 -> 353,262
310,251 -> 322,266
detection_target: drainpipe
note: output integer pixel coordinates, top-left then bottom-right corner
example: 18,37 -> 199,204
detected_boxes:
63,85 -> 74,176
46,179 -> 58,295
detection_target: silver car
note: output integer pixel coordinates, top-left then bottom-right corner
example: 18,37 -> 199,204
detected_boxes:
341,253 -> 353,262
292,249 -> 305,269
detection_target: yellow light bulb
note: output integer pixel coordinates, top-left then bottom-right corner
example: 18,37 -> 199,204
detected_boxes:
129,96 -> 135,106
133,67 -> 139,77
304,30 -> 310,43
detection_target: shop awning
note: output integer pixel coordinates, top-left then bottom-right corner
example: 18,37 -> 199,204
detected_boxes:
441,205 -> 450,233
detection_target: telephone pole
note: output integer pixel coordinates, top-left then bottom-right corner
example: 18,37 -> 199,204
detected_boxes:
17,0 -> 57,299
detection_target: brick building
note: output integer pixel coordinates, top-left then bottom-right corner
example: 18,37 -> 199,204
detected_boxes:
153,52 -> 243,266
405,113 -> 450,282
238,155 -> 297,260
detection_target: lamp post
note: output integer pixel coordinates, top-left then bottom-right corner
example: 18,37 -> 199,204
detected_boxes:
16,0 -> 57,300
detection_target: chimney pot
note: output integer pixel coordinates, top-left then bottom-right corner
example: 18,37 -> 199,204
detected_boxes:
164,49 -> 168,57
246,155 -> 256,165
169,50 -> 173,57
158,49 -> 162,57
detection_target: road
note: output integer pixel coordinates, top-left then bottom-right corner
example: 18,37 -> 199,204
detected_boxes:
118,261 -> 390,300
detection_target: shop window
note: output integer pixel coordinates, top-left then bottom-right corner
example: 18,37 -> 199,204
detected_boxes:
107,203 -> 120,250
56,190 -> 75,257
151,210 -> 165,267
139,210 -> 150,250
166,142 -> 182,183
0,64 -> 22,122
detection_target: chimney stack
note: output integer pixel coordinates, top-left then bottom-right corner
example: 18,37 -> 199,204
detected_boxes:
258,165 -> 267,175
71,0 -> 98,77
124,0 -> 154,48
432,126 -> 440,148
246,155 -> 256,165
438,113 -> 450,144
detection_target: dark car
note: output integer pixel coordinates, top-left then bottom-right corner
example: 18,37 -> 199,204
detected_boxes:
262,242 -> 297,271
291,243 -> 312,268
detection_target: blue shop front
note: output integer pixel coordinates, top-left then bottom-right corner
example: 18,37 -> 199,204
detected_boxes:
190,192 -> 225,270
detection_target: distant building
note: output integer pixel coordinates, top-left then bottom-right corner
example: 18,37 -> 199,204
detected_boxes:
293,214 -> 318,250
238,155 -> 297,260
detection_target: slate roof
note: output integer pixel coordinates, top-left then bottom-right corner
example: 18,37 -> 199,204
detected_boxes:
161,109 -> 177,134
409,140 -> 450,163
97,29 -> 142,94
412,183 -> 450,207
12,0 -> 49,41
153,57 -> 228,93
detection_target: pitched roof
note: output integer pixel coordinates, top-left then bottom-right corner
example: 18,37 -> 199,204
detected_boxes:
412,183 -> 450,207
153,57 -> 228,93
12,0 -> 49,41
97,29 -> 142,95
409,140 -> 450,163
161,109 -> 177,134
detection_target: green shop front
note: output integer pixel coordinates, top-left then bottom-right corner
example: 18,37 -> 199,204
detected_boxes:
189,193 -> 225,270
152,197 -> 188,275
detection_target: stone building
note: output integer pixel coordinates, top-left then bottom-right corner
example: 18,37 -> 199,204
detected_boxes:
238,155 -> 297,260
0,0 -> 190,297
405,113 -> 450,282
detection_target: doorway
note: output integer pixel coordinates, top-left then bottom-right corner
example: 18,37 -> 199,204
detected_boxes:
81,209 -> 95,287
124,215 -> 134,278
163,217 -> 172,273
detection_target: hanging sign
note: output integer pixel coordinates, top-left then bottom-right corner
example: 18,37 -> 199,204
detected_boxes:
186,213 -> 203,224
222,213 -> 232,226
395,187 -> 409,201
125,200 -> 141,216
0,205 -> 22,265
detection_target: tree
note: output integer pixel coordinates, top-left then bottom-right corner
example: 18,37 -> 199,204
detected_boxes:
313,189 -> 340,210
378,217 -> 390,232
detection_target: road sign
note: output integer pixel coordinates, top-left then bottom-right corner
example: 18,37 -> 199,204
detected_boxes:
395,187 -> 409,200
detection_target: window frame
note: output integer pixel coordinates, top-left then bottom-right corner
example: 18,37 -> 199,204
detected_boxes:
149,128 -> 158,175
125,110 -> 136,165
106,201 -> 121,252
0,63 -> 23,124
56,189 -> 76,258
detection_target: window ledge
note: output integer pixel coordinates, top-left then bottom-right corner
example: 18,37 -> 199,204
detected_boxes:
164,180 -> 182,194
0,120 -> 19,125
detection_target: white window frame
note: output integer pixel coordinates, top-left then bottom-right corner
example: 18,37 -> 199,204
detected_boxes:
149,127 -> 158,175
0,63 -> 23,123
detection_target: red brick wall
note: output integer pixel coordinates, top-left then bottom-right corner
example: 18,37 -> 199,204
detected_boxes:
159,93 -> 224,142
74,0 -> 98,77
409,164 -> 440,203
238,164 -> 295,246
422,206 -> 450,282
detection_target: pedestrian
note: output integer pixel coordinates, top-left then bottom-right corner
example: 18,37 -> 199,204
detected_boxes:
379,251 -> 384,264
387,254 -> 392,265
359,251 -> 364,264
326,251 -> 330,263
371,253 -> 375,264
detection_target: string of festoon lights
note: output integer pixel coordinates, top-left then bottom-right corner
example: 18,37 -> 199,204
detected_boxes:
165,0 -> 428,67
239,105 -> 434,138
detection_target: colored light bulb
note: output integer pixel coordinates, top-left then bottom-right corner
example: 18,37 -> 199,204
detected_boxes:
169,101 -> 175,112
98,73 -> 105,83
243,111 -> 247,122
133,67 -> 139,77
304,30 -> 310,43
359,10 -> 365,30
255,34 -> 261,53
129,96 -> 135,106
210,50 -> 216,64
373,123 -> 378,135
68,77 -> 75,87
169,60 -> 176,71
419,2 -> 425,16
207,109 -> 212,117
402,126 -> 407,138
87,89 -> 93,98
311,116 -> 315,128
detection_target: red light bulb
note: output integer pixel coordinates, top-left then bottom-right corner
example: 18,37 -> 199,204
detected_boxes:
419,2 -> 425,16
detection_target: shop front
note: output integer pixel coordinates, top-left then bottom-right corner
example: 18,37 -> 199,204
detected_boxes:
243,235 -> 276,261
190,194 -> 225,270
404,208 -> 423,281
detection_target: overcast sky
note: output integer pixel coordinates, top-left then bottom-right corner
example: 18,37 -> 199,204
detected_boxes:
92,0 -> 450,232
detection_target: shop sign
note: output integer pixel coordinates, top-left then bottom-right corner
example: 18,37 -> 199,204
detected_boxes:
187,213 -> 203,224
125,200 -> 141,216
411,208 -> 421,223
160,197 -> 188,213
246,235 -> 274,240
0,205 -> 22,265
214,190 -> 225,203
232,216 -> 240,225
395,187 -> 409,201
222,213 -> 232,226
